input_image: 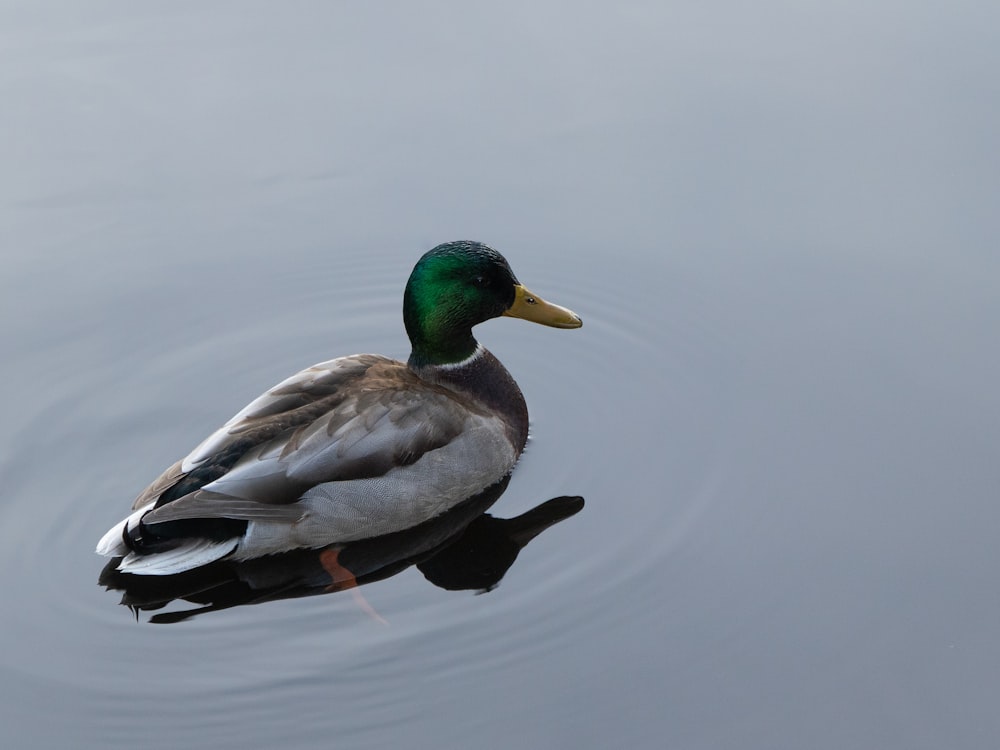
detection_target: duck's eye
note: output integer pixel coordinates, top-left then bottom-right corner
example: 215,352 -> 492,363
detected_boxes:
472,276 -> 487,287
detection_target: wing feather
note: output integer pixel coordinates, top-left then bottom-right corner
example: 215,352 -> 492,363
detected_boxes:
133,354 -> 488,523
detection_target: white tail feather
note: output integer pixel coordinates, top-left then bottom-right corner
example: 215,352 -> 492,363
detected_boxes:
116,538 -> 238,576
95,505 -> 152,557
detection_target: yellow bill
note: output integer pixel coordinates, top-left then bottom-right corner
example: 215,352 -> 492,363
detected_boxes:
503,284 -> 583,329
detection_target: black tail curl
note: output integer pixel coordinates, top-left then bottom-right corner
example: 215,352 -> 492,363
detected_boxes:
122,515 -> 248,555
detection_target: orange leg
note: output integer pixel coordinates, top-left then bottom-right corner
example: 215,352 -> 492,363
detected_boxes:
319,549 -> 387,625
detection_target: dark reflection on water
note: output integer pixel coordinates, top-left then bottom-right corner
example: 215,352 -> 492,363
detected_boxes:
99,475 -> 584,624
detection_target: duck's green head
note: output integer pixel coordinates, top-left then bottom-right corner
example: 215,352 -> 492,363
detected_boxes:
404,241 -> 582,367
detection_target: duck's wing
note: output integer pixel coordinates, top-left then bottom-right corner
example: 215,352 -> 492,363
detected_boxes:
132,353 -> 382,511
135,354 -> 500,528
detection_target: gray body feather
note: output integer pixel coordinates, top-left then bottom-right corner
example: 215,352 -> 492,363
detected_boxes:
99,352 -> 523,571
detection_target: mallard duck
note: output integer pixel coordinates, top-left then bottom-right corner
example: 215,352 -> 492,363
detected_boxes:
96,241 -> 581,575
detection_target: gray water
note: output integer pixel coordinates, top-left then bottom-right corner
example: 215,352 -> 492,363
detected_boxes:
2,2 -> 999,748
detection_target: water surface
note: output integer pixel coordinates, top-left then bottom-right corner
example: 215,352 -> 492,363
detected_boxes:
2,3 -> 999,749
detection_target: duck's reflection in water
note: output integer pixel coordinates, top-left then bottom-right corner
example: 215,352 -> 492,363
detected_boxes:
99,478 -> 584,624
